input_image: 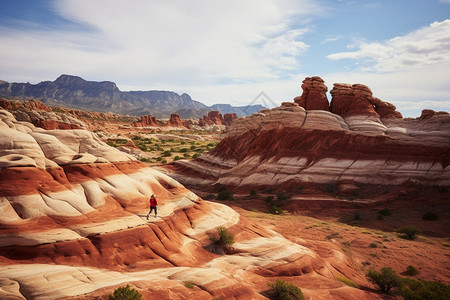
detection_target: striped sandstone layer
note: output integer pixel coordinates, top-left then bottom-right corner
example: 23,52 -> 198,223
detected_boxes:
0,109 -> 381,299
162,101 -> 450,192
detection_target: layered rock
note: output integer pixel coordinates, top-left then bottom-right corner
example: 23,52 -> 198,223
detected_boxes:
294,76 -> 330,111
132,114 -> 160,127
199,110 -> 225,126
166,113 -> 186,128
0,108 -> 374,299
223,113 -> 237,126
163,100 -> 450,193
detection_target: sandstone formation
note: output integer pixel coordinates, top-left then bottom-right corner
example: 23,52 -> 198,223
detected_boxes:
132,114 -> 160,127
224,113 -> 237,126
0,108 -> 380,299
0,98 -> 87,130
163,97 -> 450,193
166,113 -> 187,128
294,76 -> 330,111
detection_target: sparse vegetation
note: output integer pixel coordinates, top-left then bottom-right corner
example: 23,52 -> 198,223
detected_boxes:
109,284 -> 142,300
184,281 -> 195,289
207,226 -> 235,255
399,277 -> 450,300
336,276 -> 358,288
404,265 -> 419,276
267,279 -> 304,300
378,208 -> 391,216
396,225 -> 421,240
216,186 -> 234,201
366,267 -> 401,293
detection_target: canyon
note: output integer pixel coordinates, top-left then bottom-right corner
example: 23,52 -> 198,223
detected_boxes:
0,76 -> 448,299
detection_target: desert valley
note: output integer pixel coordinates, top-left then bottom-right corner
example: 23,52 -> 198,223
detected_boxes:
0,75 -> 448,300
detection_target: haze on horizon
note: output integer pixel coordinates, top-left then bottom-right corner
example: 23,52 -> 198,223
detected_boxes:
0,0 -> 449,117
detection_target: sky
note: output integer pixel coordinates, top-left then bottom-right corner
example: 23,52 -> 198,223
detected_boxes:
0,0 -> 449,117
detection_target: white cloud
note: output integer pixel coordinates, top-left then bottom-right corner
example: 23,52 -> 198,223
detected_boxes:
327,19 -> 450,72
0,0 -> 322,87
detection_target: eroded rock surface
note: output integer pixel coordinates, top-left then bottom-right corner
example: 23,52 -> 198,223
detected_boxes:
163,79 -> 450,193
0,108 -> 377,299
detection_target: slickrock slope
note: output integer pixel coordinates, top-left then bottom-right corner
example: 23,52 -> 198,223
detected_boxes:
162,78 -> 450,194
0,108 -> 381,299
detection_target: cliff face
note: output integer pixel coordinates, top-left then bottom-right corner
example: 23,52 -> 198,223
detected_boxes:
0,108 -> 377,299
162,78 -> 450,193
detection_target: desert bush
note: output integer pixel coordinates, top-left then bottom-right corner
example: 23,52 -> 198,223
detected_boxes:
404,265 -> 419,276
267,279 -> 304,300
336,276 -> 358,288
207,226 -> 235,255
399,277 -> 450,300
249,189 -> 256,196
192,153 -> 200,158
216,188 -> 234,201
109,284 -> 142,300
269,204 -> 282,215
162,150 -> 171,157
422,211 -> 438,221
184,281 -> 195,289
173,156 -> 181,161
366,267 -> 401,293
396,225 -> 421,240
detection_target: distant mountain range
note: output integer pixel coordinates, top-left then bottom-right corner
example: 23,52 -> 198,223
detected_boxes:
0,75 -> 265,118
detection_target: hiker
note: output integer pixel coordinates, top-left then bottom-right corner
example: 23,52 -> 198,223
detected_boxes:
146,194 -> 158,219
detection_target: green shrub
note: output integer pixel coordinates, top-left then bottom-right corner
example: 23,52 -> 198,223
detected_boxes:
109,284 -> 142,300
192,153 -> 200,158
173,156 -> 181,161
267,279 -> 304,300
336,276 -> 358,288
422,211 -> 438,221
162,150 -> 171,157
366,267 -> 401,293
249,189 -> 256,196
216,188 -> 234,201
404,265 -> 419,276
184,281 -> 195,289
276,193 -> 290,202
399,278 -> 450,300
269,204 -> 282,215
396,225 -> 421,240
207,226 -> 235,255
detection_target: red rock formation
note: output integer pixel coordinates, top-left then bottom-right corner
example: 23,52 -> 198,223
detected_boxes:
33,119 -> 83,130
330,83 -> 402,118
166,113 -> 185,128
199,111 -> 227,126
294,76 -> 330,111
133,115 -> 159,127
4,109 -> 385,299
223,113 -> 237,126
0,98 -> 12,110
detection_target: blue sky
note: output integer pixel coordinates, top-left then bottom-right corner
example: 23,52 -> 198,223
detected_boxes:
0,0 -> 449,117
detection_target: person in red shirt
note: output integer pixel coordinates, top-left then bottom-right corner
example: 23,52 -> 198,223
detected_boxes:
146,194 -> 158,219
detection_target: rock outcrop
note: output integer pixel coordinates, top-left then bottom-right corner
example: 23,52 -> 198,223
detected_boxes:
132,114 -> 160,127
0,108 -> 377,299
162,80 -> 450,194
166,113 -> 186,128
294,76 -> 330,111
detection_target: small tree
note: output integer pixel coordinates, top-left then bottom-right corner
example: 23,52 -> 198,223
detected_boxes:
399,277 -> 450,300
207,226 -> 235,254
267,279 -> 304,300
109,284 -> 142,300
396,225 -> 421,240
404,265 -> 419,276
366,267 -> 401,293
